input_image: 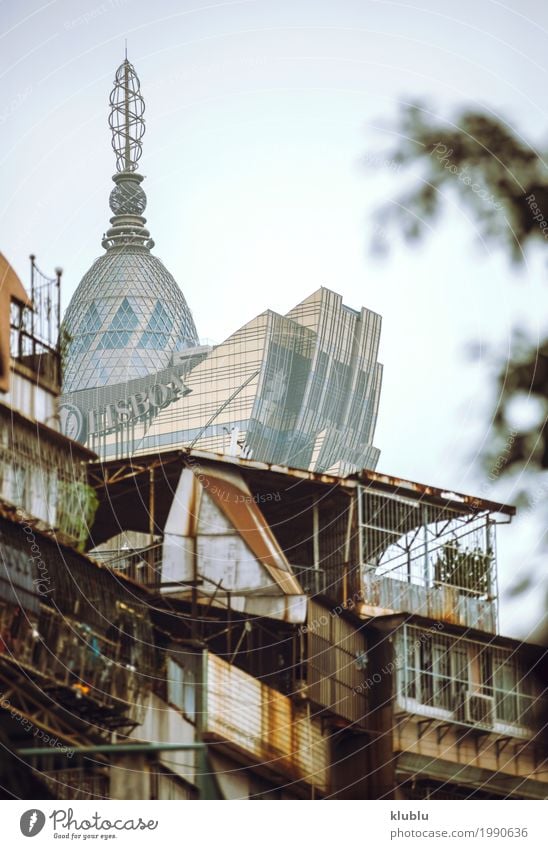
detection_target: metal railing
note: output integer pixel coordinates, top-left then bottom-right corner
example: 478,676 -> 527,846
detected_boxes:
94,542 -> 163,588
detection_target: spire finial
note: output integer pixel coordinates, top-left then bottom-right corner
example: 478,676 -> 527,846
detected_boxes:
108,57 -> 145,173
102,57 -> 154,252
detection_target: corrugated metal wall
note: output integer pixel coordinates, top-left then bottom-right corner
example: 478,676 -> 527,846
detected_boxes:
362,571 -> 496,631
306,600 -> 367,726
205,652 -> 329,794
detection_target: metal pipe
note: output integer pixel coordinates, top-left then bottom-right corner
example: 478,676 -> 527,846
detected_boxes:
18,741 -> 218,800
17,742 -> 206,757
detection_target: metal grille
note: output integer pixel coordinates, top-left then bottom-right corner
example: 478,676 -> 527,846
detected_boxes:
0,406 -> 93,545
396,625 -> 537,735
10,257 -> 61,387
306,600 -> 367,725
360,488 -> 496,599
4,602 -> 152,728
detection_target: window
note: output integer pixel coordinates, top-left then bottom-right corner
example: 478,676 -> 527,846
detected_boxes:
4,463 -> 27,507
138,301 -> 173,349
9,300 -> 33,360
166,657 -> 196,721
98,298 -> 138,349
399,625 -> 535,731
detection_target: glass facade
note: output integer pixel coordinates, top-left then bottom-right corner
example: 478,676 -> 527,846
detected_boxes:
62,247 -> 198,392
62,59 -> 199,394
62,287 -> 383,475
60,60 -> 382,474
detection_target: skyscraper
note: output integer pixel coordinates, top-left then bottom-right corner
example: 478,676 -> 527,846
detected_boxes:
60,58 -> 383,474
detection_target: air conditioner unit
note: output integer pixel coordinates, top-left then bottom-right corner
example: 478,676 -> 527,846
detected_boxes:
464,691 -> 495,728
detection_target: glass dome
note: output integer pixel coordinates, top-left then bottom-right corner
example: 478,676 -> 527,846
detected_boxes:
61,59 -> 199,394
62,247 -> 198,392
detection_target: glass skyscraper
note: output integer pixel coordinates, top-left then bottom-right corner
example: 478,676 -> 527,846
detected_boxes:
62,59 -> 198,394
60,59 -> 383,475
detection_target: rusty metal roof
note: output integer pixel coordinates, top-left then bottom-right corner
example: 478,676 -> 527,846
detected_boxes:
89,447 -> 515,517
352,468 -> 516,516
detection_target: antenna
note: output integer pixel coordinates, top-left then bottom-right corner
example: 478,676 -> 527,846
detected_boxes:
108,57 -> 145,173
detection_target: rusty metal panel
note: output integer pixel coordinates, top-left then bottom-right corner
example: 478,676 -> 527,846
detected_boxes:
357,470 -> 515,517
197,461 -> 303,595
361,571 -> 496,632
306,600 -> 367,726
205,652 -> 329,793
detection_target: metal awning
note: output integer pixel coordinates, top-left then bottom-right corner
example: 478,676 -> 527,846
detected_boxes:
396,752 -> 548,800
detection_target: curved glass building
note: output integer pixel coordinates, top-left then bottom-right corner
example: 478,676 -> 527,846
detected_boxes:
60,58 -> 383,475
62,59 -> 198,394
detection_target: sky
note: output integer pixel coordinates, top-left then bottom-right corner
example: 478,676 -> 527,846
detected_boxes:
1,0 -> 547,637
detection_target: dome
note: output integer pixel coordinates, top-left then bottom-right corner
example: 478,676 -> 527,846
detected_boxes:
62,247 -> 199,392
61,58 -> 199,394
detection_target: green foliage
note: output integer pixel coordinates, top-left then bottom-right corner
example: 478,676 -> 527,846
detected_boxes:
57,480 -> 99,551
433,540 -> 491,597
372,104 -> 548,480
375,104 -> 548,259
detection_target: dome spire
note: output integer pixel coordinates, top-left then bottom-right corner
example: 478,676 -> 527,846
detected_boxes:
102,57 -> 154,251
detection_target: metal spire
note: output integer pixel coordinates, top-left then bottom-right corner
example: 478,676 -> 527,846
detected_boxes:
102,57 -> 154,251
108,57 -> 145,173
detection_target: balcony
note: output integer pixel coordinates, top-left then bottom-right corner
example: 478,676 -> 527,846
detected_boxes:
9,256 -> 61,391
0,600 -> 151,730
362,569 -> 496,631
202,652 -> 330,795
358,486 -> 503,630
394,624 -> 539,739
0,405 -> 96,547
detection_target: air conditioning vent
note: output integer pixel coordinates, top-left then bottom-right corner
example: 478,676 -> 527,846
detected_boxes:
464,692 -> 495,728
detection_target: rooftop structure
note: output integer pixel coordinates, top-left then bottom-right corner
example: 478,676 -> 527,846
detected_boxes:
62,58 -> 198,394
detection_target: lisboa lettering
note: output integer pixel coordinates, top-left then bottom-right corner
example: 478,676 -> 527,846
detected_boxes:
60,372 -> 190,443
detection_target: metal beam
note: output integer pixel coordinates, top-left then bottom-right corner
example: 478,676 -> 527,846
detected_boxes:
17,742 -> 206,757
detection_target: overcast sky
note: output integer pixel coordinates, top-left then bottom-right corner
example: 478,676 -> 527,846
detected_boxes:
2,0 -> 547,637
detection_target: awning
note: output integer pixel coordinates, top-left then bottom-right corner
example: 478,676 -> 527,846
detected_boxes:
396,751 -> 548,800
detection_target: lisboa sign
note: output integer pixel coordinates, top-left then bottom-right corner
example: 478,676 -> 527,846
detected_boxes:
59,369 -> 190,444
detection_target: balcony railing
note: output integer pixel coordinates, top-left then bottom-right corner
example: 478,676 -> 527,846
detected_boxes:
203,652 -> 330,794
0,602 -> 150,729
361,568 -> 496,631
10,256 -> 61,389
93,542 -> 163,589
358,488 -> 499,629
